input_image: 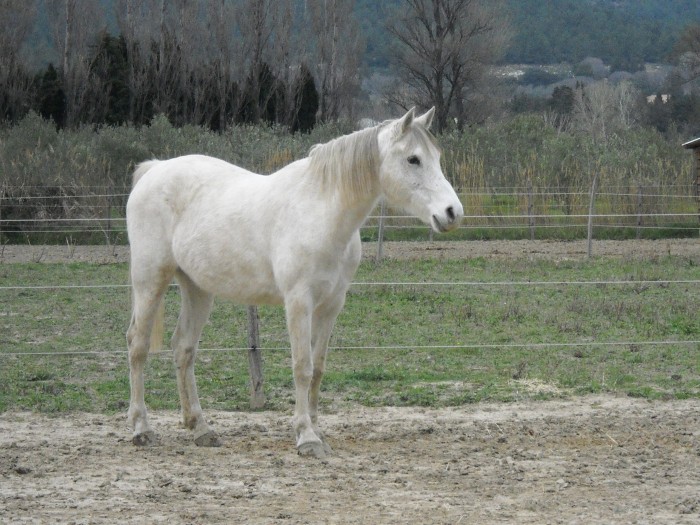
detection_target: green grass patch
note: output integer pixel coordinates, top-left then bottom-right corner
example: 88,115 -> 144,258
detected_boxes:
1,253 -> 698,413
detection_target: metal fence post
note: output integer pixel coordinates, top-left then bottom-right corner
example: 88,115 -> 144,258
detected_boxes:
527,177 -> 535,241
587,172 -> 599,258
247,305 -> 265,409
376,199 -> 387,263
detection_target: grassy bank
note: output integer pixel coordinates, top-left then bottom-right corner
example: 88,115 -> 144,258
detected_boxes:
1,254 -> 698,413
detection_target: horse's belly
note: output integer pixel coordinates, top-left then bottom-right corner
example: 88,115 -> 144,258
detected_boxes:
186,262 -> 283,305
173,244 -> 283,305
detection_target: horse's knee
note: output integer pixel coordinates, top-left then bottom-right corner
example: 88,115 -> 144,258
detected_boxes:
173,344 -> 196,368
293,360 -> 313,386
128,338 -> 149,362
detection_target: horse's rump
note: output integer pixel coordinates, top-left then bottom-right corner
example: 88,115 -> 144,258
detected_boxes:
131,160 -> 160,188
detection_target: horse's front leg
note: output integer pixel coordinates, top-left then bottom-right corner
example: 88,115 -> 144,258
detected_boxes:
308,297 -> 345,454
285,293 -> 325,458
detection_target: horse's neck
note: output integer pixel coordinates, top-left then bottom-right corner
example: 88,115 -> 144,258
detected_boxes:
316,176 -> 380,246
278,156 -> 381,244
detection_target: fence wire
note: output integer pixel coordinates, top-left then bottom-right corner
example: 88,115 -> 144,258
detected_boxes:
3,340 -> 699,358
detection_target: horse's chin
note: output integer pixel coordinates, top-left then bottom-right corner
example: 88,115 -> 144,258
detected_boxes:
430,214 -> 456,233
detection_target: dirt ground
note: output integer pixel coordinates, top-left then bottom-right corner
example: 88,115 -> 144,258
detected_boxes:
2,238 -> 700,263
1,396 -> 699,524
2,240 -> 699,524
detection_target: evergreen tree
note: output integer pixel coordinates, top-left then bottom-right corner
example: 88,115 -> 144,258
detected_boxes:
551,86 -> 574,114
291,64 -> 318,133
36,64 -> 66,128
89,33 -> 130,125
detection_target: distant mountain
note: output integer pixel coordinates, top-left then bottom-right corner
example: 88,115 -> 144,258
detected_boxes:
359,0 -> 700,72
504,0 -> 700,69
26,0 -> 700,73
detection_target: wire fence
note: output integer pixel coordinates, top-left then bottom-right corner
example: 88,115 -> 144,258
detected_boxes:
1,185 -> 698,370
1,277 -> 698,358
0,184 -> 700,244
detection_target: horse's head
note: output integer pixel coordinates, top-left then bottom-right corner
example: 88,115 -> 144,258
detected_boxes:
378,107 -> 463,233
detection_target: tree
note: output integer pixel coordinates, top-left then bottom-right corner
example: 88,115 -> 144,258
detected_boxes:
0,0 -> 37,122
386,0 -> 511,132
309,0 -> 364,122
572,80 -> 642,143
290,64 -> 319,133
672,23 -> 700,89
235,0 -> 281,125
88,33 -> 130,125
49,0 -> 105,127
36,64 -> 66,127
206,0 -> 237,131
551,86 -> 574,115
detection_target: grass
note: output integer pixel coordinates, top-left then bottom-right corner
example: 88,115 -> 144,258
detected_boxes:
1,254 -> 699,414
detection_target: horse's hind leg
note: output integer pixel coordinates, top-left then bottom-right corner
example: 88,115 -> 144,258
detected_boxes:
127,273 -> 172,446
172,270 -> 219,447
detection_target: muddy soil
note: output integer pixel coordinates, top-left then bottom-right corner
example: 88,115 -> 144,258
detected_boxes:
1,396 -> 699,524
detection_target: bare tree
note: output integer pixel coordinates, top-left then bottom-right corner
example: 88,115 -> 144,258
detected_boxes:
49,0 -> 105,127
269,0 -> 310,127
386,0 -> 511,132
309,0 -> 364,122
0,0 -> 37,121
235,0 -> 282,124
573,80 -> 642,144
206,0 -> 237,130
115,0 -> 150,124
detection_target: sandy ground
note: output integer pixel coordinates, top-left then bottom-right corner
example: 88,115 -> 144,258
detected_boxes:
2,240 -> 699,524
1,238 -> 699,263
1,396 -> 699,524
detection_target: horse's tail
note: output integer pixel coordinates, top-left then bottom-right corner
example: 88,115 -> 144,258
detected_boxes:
131,160 -> 160,188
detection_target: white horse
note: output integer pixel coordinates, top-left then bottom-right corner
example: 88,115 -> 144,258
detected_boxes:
126,107 -> 463,457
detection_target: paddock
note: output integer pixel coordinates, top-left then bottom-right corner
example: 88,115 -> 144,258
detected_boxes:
1,240 -> 699,523
2,396 -> 699,524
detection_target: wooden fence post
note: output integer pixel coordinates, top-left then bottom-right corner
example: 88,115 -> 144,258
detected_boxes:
587,172 -> 599,258
246,305 -> 265,409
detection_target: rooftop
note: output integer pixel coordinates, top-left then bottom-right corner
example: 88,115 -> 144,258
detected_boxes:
682,137 -> 700,149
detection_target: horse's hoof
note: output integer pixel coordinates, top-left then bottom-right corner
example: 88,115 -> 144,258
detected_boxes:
194,430 -> 222,447
322,440 -> 333,456
298,441 -> 327,459
132,431 -> 158,446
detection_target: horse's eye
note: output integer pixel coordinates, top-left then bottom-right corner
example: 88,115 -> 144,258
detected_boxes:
407,155 -> 421,166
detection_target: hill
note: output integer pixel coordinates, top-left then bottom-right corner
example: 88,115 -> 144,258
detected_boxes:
358,0 -> 700,71
504,0 -> 700,70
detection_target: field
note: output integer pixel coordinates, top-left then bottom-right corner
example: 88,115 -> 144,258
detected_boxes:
1,240 -> 699,523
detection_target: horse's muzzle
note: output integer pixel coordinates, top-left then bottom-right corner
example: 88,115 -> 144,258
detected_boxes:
431,204 -> 463,233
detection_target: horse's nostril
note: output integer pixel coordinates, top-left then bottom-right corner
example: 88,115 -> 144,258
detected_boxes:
446,206 -> 455,222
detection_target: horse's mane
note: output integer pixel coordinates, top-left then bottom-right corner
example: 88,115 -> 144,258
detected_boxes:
308,125 -> 381,204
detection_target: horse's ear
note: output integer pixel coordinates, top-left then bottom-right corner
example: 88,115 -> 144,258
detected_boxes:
397,107 -> 415,136
415,107 -> 435,130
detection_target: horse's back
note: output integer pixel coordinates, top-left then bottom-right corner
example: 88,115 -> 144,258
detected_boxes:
130,155 -> 256,195
127,155 -> 256,257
